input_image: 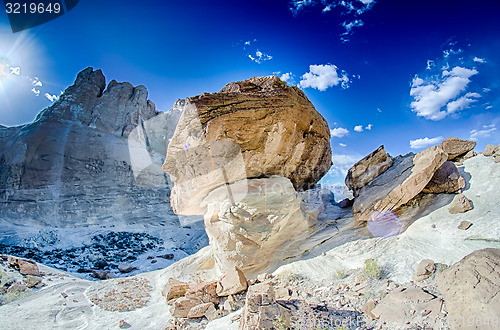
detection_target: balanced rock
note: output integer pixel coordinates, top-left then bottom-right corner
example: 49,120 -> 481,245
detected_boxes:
345,145 -> 393,197
163,76 -> 332,215
202,176 -> 321,277
449,193 -> 473,214
483,144 -> 496,156
438,137 -> 476,161
422,161 -> 465,194
437,248 -> 500,328
216,266 -> 248,296
353,146 -> 447,222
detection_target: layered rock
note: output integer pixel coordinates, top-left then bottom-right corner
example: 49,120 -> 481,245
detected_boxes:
352,146 -> 448,222
345,145 -> 393,197
0,68 -> 185,227
163,76 -> 332,215
437,248 -> 500,329
438,137 -> 476,161
202,176 -> 322,276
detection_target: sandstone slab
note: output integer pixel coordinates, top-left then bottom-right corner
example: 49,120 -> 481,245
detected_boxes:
412,259 -> 435,282
438,137 -> 476,161
353,146 -> 447,222
345,145 -> 393,197
162,278 -> 190,301
216,266 -> 248,296
483,144 -> 496,156
170,297 -> 203,318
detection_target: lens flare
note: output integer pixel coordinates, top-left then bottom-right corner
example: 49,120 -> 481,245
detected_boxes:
368,210 -> 403,238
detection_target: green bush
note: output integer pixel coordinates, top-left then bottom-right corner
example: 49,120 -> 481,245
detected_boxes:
363,258 -> 381,279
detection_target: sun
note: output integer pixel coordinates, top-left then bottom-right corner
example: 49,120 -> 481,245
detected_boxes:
0,61 -> 9,80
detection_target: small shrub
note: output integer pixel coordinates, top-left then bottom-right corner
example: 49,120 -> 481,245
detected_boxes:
335,270 -> 348,280
274,315 -> 287,330
363,258 -> 381,279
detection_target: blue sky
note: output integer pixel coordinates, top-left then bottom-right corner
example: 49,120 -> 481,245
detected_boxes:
1,0 -> 499,185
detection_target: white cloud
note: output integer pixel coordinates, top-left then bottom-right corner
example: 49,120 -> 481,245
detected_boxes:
330,127 -> 349,138
365,124 -> 373,130
470,124 -> 496,140
290,0 -> 313,14
32,78 -> 42,87
410,136 -> 444,149
354,125 -> 363,132
31,88 -> 40,96
248,50 -> 273,64
473,57 -> 486,63
410,66 -> 479,120
329,154 -> 362,178
279,72 -> 294,84
426,60 -> 435,70
377,108 -> 382,113
322,5 -> 332,12
341,19 -> 364,41
9,66 -> 20,75
339,143 -> 347,147
298,64 -> 350,91
45,93 -> 58,102
446,92 -> 481,114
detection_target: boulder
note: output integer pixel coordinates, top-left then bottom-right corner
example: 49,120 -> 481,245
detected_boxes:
338,198 -> 354,208
438,137 -> 476,161
162,278 -> 190,301
422,161 -> 465,194
412,259 -> 435,282
187,302 -> 215,318
449,193 -> 473,214
25,275 -> 43,288
117,263 -> 136,274
185,281 -> 219,304
345,145 -> 393,197
7,257 -> 40,276
371,285 -> 443,325
216,266 -> 248,297
362,299 -> 378,320
457,221 -> 472,230
437,248 -> 500,329
170,297 -> 203,318
353,146 -> 447,222
202,176 -> 320,277
163,76 -> 332,215
483,144 -> 496,156
239,282 -> 291,330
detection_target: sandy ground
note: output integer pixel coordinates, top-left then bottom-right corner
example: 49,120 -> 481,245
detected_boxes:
0,155 -> 498,329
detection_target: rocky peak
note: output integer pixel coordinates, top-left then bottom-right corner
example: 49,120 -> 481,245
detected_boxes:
220,75 -> 286,93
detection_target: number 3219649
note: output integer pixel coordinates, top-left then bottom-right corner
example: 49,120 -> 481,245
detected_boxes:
5,2 -> 62,14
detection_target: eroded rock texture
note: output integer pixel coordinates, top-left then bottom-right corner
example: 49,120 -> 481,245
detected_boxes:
0,68 -> 183,226
163,76 -> 332,215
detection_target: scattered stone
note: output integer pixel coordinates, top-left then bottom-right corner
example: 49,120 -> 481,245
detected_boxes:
362,299 -> 378,320
223,295 -> 238,312
162,278 -> 190,301
170,297 -> 203,318
90,278 -> 152,312
216,266 -> 248,297
61,292 -> 69,298
345,145 -> 393,197
118,319 -> 131,328
91,270 -> 116,280
422,161 -> 465,194
187,302 -> 215,318
117,263 -> 136,274
449,193 -> 473,214
438,137 -> 476,161
457,221 -> 472,230
185,281 -> 219,304
412,259 -> 435,282
18,259 -> 40,276
231,314 -> 242,322
437,248 -> 500,328
256,273 -> 269,283
25,275 -> 43,288
202,303 -> 219,321
338,198 -> 354,208
158,254 -> 174,260
483,144 -> 496,156
275,287 -> 291,300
